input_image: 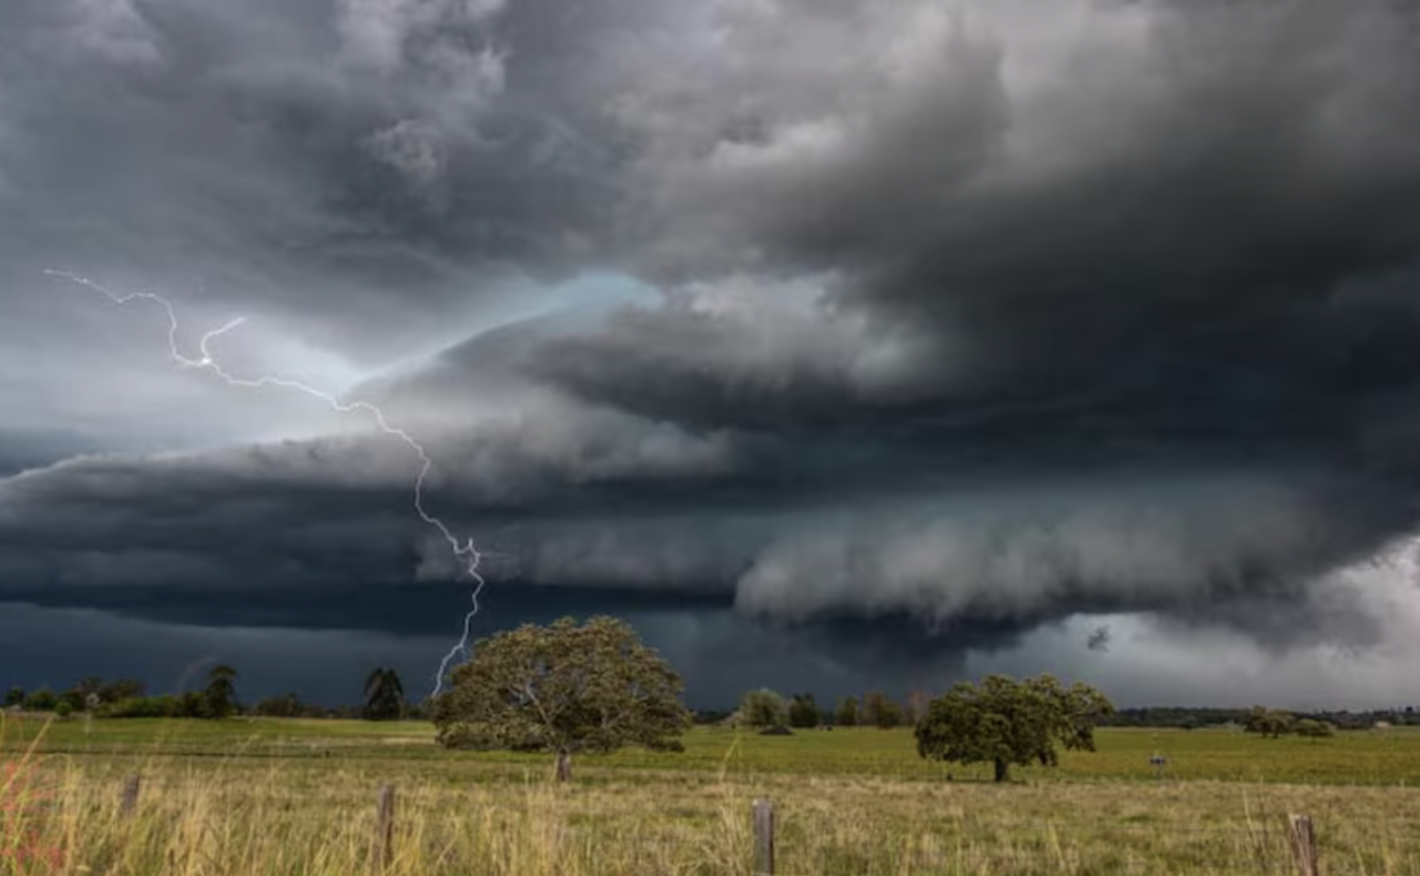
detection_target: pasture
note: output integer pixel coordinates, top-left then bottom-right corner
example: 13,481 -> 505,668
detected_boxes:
5,715 -> 1420,874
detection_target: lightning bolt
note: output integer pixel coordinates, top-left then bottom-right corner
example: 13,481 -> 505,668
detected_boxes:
45,269 -> 482,698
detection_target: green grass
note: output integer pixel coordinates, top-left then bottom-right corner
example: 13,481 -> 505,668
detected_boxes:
12,714 -> 1420,785
7,716 -> 1420,874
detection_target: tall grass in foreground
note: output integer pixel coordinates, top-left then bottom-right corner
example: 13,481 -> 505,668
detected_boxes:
6,716 -> 1420,875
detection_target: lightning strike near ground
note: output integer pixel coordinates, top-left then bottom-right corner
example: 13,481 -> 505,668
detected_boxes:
45,269 -> 484,698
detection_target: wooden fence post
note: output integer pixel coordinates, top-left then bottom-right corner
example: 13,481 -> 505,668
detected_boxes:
372,784 -> 396,876
752,798 -> 775,876
1288,814 -> 1319,876
119,775 -> 141,818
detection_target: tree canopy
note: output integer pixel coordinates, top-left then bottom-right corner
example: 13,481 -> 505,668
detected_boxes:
914,674 -> 1115,782
431,616 -> 693,781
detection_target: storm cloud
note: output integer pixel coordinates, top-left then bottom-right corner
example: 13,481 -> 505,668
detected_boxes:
3,0 -> 1420,706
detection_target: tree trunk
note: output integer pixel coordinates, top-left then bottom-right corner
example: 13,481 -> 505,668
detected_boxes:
555,749 -> 573,783
993,758 -> 1009,783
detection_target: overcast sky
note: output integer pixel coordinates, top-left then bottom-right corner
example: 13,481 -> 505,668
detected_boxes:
3,0 -> 1420,710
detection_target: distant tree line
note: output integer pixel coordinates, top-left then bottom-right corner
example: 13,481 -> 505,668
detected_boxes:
3,664 -> 418,722
1096,705 -> 1418,732
10,653 -> 1412,741
3,667 -> 242,719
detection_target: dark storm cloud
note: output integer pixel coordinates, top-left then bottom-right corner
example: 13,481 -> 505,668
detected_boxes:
536,0 -> 1420,437
6,0 -> 1420,703
514,0 -> 1420,650
0,602 -> 997,708
0,399 -> 1402,657
0,0 -> 627,359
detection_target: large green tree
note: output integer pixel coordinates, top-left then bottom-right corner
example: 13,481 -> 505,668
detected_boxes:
363,668 -> 406,721
431,617 -> 693,781
914,674 -> 1114,782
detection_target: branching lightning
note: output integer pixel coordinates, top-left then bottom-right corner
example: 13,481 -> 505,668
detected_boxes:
46,269 -> 483,698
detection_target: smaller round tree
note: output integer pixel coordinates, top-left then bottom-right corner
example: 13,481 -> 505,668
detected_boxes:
914,674 -> 1114,782
432,616 -> 693,781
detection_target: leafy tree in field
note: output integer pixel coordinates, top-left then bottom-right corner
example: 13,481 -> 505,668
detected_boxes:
739,689 -> 789,729
22,688 -> 57,712
788,693 -> 821,728
53,701 -> 73,719
836,696 -> 859,727
862,691 -> 904,729
203,665 -> 239,719
363,668 -> 406,721
1244,706 -> 1294,738
3,687 -> 23,708
431,616 -> 693,782
914,674 -> 1115,783
1293,718 -> 1335,739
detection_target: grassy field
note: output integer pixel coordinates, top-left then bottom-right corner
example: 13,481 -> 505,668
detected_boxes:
5,715 -> 1420,874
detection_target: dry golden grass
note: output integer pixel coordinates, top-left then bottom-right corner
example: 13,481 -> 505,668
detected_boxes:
6,716 -> 1420,875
